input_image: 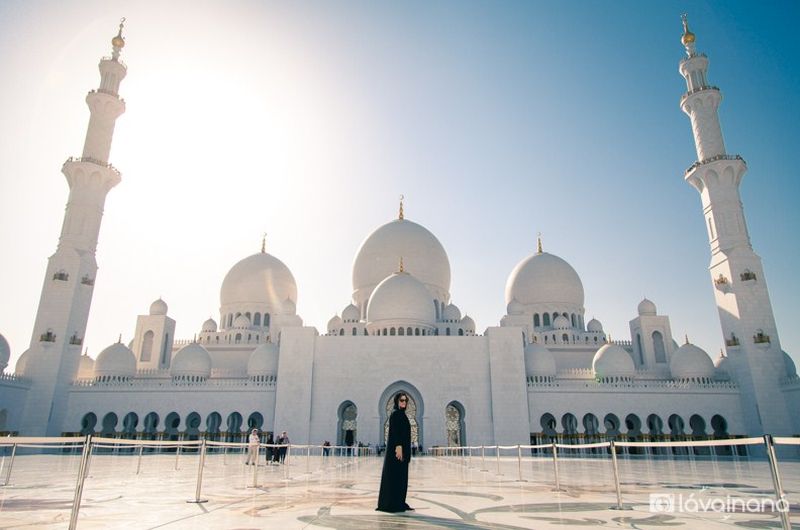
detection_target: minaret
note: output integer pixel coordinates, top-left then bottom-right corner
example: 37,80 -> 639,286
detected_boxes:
679,16 -> 791,436
18,21 -> 128,436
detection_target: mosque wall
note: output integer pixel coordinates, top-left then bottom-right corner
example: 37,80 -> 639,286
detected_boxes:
0,378 -> 30,433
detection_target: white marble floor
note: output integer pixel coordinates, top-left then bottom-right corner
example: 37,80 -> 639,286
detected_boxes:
0,449 -> 797,529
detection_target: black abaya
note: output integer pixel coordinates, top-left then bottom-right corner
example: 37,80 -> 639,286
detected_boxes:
376,408 -> 411,512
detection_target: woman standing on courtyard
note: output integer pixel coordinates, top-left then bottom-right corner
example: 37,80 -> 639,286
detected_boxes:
376,392 -> 413,513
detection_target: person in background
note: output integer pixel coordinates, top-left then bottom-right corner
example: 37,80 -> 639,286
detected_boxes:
245,428 -> 260,465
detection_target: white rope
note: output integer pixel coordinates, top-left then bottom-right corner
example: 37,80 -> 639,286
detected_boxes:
616,437 -> 763,448
773,437 -> 800,446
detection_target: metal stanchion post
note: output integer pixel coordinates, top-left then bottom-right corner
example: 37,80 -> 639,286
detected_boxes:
2,443 -> 17,487
517,445 -> 524,482
251,444 -> 260,488
306,445 -> 311,474
187,439 -> 208,503
480,445 -> 487,472
68,435 -> 93,530
764,435 -> 791,530
551,443 -> 563,492
609,441 -> 630,510
284,445 -> 291,480
136,444 -> 144,475
496,446 -> 502,475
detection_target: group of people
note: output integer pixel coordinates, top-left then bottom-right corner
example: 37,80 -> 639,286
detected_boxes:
245,429 -> 289,465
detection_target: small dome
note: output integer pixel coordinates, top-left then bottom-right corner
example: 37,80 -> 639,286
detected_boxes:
592,344 -> 635,379
78,354 -> 95,379
442,303 -> 461,322
0,333 -> 9,372
150,298 -> 168,316
553,315 -> 570,330
587,318 -> 603,332
525,343 -> 556,377
15,349 -> 31,375
507,298 -> 524,315
171,343 -> 212,378
714,351 -> 730,377
327,314 -> 343,331
367,271 -> 435,325
670,342 -> 715,380
461,315 -> 475,331
638,298 -> 657,316
505,252 -> 584,308
342,304 -> 360,323
202,318 -> 218,333
95,342 -> 136,378
247,342 -> 279,377
232,315 -> 251,329
783,351 -> 797,378
220,252 -> 297,309
282,296 -> 297,315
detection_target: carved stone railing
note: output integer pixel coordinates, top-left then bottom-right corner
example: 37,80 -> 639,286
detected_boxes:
685,154 -> 745,175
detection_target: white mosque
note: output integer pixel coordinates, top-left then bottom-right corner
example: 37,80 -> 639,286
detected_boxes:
0,17 -> 798,449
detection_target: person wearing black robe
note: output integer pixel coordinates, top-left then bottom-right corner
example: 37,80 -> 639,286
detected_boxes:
376,392 -> 413,512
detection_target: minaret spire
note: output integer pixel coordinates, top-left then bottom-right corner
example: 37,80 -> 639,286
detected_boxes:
111,17 -> 126,61
537,232 -> 543,254
261,233 -> 267,253
398,194 -> 404,220
679,16 -> 791,437
18,24 -> 129,436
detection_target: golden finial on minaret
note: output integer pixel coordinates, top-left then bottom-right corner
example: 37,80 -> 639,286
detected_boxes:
399,256 -> 405,273
118,334 -> 122,343
681,13 -> 696,46
399,194 -> 405,220
685,334 -> 690,344
537,232 -> 543,254
261,233 -> 267,253
111,17 -> 126,60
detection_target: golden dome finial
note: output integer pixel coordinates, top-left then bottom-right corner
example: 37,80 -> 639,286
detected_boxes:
537,232 -> 543,254
399,256 -> 405,273
398,194 -> 404,220
261,232 -> 267,253
681,14 -> 695,46
112,17 -> 126,49
685,334 -> 690,345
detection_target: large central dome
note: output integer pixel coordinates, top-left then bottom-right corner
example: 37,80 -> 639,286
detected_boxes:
221,252 -> 297,308
352,218 -> 451,307
505,251 -> 584,307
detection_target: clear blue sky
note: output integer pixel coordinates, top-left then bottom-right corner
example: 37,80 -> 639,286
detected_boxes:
1,0 -> 798,370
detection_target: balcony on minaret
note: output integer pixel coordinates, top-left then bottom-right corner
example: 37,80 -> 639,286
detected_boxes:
740,270 -> 757,282
81,275 -> 95,286
725,333 -> 740,347
714,273 -> 731,293
69,333 -> 83,346
52,270 -> 69,282
753,330 -> 770,345
88,88 -> 125,104
40,330 -> 56,343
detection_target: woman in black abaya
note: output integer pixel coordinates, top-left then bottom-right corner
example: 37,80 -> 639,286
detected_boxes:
376,392 -> 413,512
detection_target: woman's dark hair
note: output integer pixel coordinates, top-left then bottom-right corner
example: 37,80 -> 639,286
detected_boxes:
393,392 -> 408,410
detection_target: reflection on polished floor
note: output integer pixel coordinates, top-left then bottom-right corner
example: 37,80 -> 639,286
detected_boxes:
0,450 -> 796,529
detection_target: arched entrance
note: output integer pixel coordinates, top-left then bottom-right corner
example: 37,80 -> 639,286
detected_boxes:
379,382 -> 423,450
445,402 -> 466,446
337,401 -> 358,447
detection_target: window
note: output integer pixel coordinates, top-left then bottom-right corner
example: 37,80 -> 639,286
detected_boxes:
141,330 -> 154,362
534,314 -> 540,327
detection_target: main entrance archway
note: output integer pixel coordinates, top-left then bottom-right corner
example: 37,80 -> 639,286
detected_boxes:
378,381 -> 423,449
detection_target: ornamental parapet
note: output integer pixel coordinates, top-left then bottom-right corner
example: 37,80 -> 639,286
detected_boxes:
685,154 -> 745,175
100,56 -> 127,69
0,372 -> 31,388
63,156 -> 122,177
88,89 -> 125,103
72,376 -> 276,389
680,84 -> 719,105
528,377 -> 737,391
